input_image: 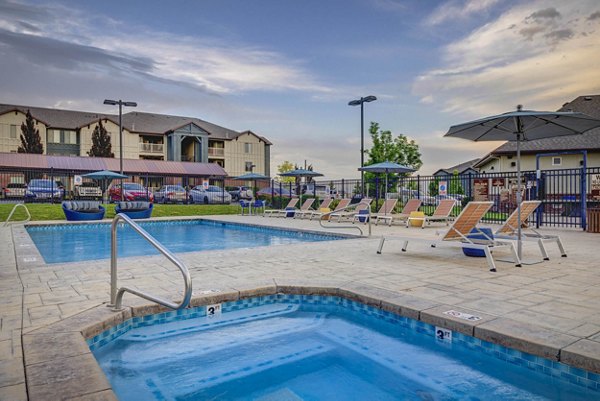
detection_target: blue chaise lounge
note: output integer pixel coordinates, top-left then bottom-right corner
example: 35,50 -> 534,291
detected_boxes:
115,201 -> 153,219
62,201 -> 106,221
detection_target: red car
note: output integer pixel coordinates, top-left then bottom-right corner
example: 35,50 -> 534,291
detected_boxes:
109,182 -> 154,202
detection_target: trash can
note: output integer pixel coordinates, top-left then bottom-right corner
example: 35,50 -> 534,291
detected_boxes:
320,207 -> 331,220
588,208 -> 600,233
409,211 -> 425,227
462,228 -> 494,257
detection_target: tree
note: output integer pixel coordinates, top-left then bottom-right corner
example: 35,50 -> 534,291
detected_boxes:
88,120 -> 114,157
276,161 -> 295,183
17,110 -> 43,154
448,170 -> 465,195
364,122 -> 422,194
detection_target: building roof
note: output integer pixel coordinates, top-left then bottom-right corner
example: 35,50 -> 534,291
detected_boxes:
474,95 -> 600,168
0,152 -> 227,177
0,103 -> 267,143
432,158 -> 480,175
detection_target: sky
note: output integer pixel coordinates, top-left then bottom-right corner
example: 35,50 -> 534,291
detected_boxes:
1,0 -> 599,178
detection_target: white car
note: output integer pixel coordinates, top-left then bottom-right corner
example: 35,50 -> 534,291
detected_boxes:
189,185 -> 232,204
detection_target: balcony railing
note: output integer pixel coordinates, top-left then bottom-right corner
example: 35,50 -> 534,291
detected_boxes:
208,147 -> 225,157
139,143 -> 164,153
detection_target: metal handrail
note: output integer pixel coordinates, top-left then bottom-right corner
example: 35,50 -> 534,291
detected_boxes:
319,202 -> 371,236
3,203 -> 31,226
110,213 -> 192,311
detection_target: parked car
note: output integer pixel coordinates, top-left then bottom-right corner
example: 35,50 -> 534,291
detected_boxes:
256,187 -> 294,198
25,179 -> 64,202
227,186 -> 253,201
189,185 -> 232,204
109,182 -> 154,202
75,182 -> 102,200
3,183 -> 27,199
154,185 -> 187,204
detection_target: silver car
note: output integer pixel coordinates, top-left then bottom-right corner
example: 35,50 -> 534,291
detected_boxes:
189,185 -> 232,204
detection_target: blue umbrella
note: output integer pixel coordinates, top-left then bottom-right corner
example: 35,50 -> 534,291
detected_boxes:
82,170 -> 129,202
233,173 -> 270,199
359,161 -> 415,199
279,169 -> 324,199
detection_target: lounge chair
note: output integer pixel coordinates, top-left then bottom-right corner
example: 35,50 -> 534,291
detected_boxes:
62,201 -> 106,221
295,198 -> 332,219
263,198 -> 299,217
407,199 -> 456,228
494,200 -> 567,260
331,198 -> 372,222
290,198 -> 317,219
309,198 -> 351,220
377,201 -> 521,272
115,201 -> 153,219
353,199 -> 397,224
375,198 -> 422,226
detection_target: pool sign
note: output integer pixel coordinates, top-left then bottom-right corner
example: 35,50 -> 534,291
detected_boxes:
435,326 -> 452,342
206,303 -> 222,318
439,181 -> 447,196
74,175 -> 82,185
202,180 -> 209,189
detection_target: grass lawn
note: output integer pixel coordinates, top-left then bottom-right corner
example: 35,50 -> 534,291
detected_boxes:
0,203 -> 240,222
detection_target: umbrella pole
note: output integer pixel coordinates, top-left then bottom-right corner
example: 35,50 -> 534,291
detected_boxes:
516,133 -> 522,261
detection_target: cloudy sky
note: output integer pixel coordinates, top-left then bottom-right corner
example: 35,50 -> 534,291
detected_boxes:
1,0 -> 599,178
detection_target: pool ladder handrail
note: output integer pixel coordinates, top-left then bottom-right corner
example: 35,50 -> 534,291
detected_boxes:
110,213 -> 192,311
3,203 -> 31,226
318,201 -> 371,236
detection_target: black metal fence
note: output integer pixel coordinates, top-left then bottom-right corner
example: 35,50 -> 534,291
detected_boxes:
2,166 -> 599,229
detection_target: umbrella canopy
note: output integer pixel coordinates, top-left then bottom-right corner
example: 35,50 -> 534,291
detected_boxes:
279,169 -> 324,178
82,170 -> 129,180
444,105 -> 600,260
358,161 -> 415,174
233,172 -> 270,180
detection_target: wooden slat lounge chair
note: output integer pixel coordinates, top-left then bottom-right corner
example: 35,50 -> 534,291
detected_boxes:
407,199 -> 456,228
331,198 -> 372,222
309,198 -> 350,220
377,201 -> 521,272
263,198 -> 299,217
295,198 -> 332,219
353,198 -> 397,224
494,200 -> 567,260
291,198 -> 316,219
375,198 -> 422,226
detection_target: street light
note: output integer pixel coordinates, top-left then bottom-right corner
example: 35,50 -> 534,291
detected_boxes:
348,95 -> 377,196
104,99 -> 137,200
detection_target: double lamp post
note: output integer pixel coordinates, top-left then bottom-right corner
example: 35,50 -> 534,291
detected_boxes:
348,95 -> 377,196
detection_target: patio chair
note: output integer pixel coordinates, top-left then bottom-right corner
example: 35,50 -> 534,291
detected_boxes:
377,201 -> 521,272
352,198 -> 397,224
263,198 -> 299,217
330,198 -> 372,222
494,200 -> 567,260
375,198 -> 422,226
295,198 -> 332,219
115,201 -> 153,219
292,198 -> 317,218
309,198 -> 351,220
239,200 -> 251,215
62,201 -> 106,221
407,199 -> 456,229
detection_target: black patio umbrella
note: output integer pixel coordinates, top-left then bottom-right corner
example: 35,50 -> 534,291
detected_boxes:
359,161 -> 415,199
82,170 -> 129,203
233,172 -> 270,199
445,105 -> 600,260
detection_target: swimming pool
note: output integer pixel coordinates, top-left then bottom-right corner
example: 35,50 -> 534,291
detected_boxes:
26,220 -> 344,264
90,295 -> 600,401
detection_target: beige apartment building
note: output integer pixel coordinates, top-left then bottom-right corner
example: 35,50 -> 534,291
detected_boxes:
0,104 -> 271,177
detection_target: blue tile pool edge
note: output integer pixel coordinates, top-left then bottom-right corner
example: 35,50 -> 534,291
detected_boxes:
86,292 -> 600,392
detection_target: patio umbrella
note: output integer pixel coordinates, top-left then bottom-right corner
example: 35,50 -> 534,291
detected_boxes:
233,172 -> 270,199
82,170 -> 129,202
359,161 -> 415,200
444,105 -> 600,260
279,169 -> 324,200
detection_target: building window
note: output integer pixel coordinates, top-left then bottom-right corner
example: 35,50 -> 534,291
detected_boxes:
48,130 -> 60,143
244,143 -> 252,153
10,125 -> 17,138
245,162 -> 254,172
552,157 -> 562,166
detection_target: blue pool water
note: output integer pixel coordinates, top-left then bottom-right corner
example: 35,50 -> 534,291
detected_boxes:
90,295 -> 600,401
26,220 -> 342,264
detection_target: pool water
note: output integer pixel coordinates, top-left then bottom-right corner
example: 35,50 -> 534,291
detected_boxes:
26,220 -> 342,263
90,296 -> 599,401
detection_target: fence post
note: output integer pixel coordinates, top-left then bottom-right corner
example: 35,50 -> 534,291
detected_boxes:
341,179 -> 345,198
581,165 -> 587,231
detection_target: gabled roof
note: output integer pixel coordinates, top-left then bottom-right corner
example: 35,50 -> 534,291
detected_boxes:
0,104 -> 115,129
432,158 -> 480,175
235,130 -> 273,145
474,95 -> 600,167
0,152 -> 227,177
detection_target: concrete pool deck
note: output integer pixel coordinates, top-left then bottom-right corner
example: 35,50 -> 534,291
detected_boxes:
1,215 -> 600,400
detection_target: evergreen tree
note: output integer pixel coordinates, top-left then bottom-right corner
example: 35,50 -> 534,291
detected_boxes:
17,110 -> 44,154
87,120 -> 114,157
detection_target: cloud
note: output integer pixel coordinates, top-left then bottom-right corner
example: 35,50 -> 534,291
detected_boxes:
424,0 -> 501,26
413,0 -> 600,119
588,11 -> 600,20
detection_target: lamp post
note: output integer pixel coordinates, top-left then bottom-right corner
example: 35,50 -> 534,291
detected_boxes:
103,99 -> 137,200
348,95 -> 377,196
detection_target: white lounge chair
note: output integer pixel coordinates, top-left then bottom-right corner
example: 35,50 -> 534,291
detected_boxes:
407,199 -> 456,228
376,198 -> 422,226
295,198 -> 332,219
494,200 -> 567,260
331,198 -> 372,222
353,198 -> 397,224
377,201 -> 521,272
291,198 -> 316,218
263,198 -> 299,217
309,198 -> 351,220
